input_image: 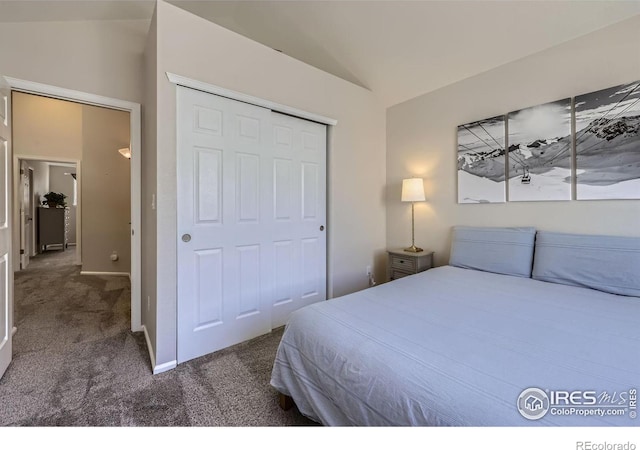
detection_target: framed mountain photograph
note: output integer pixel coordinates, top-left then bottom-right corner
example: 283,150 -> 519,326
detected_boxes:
507,98 -> 572,202
457,116 -> 506,203
575,80 -> 640,200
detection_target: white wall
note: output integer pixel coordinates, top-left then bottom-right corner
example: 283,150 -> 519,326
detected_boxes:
81,105 -> 131,273
0,20 -> 147,104
386,15 -> 640,268
142,5 -> 159,365
48,165 -> 75,205
146,0 -> 387,367
48,164 -> 77,244
12,92 -> 83,160
30,161 -> 49,207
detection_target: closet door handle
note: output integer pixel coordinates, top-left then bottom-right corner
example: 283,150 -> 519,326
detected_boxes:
182,234 -> 191,242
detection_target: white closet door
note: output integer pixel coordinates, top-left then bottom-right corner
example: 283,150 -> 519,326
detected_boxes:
177,87 -> 327,364
270,112 -> 326,328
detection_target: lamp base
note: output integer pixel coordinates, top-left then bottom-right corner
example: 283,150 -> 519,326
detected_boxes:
403,245 -> 423,253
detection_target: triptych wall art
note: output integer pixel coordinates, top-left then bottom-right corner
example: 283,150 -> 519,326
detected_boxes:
457,80 -> 640,203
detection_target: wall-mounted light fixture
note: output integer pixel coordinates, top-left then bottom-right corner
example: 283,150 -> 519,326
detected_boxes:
118,147 -> 131,159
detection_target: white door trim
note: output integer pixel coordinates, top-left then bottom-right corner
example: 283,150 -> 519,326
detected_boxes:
4,76 -> 142,333
166,72 -> 338,126
0,76 -> 13,379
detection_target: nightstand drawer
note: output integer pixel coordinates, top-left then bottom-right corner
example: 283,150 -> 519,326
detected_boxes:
390,270 -> 410,280
390,255 -> 416,272
387,249 -> 434,283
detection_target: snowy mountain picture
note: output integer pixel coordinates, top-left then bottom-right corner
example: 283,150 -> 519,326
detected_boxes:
575,80 -> 640,200
507,98 -> 572,201
457,116 -> 506,203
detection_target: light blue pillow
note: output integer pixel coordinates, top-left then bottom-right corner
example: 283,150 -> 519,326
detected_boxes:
449,226 -> 536,278
532,231 -> 640,297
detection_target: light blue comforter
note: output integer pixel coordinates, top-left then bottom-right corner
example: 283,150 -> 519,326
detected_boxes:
270,266 -> 640,426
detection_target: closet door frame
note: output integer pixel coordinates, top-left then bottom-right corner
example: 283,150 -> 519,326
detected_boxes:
167,73 -> 337,128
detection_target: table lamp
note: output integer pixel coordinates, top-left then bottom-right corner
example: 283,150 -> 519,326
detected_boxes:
401,177 -> 425,253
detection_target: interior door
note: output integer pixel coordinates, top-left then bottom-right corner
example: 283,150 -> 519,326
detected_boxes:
0,78 -> 13,379
176,87 -> 327,363
19,160 -> 30,269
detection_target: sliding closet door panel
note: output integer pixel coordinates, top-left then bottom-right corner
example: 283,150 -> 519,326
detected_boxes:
177,87 -> 273,364
270,112 -> 327,329
178,86 -> 327,363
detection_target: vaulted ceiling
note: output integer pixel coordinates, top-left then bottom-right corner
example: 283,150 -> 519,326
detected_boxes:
1,0 -> 639,106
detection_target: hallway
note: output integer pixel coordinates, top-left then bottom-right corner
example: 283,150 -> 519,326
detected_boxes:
14,250 -> 132,356
0,250 -> 145,425
0,250 -> 313,426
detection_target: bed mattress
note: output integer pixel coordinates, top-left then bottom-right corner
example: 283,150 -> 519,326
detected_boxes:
270,266 -> 640,426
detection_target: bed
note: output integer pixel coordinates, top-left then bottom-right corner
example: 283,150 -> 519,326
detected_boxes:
270,227 -> 640,426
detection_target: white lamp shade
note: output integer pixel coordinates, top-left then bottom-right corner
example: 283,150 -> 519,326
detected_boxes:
401,178 -> 425,202
118,147 -> 131,159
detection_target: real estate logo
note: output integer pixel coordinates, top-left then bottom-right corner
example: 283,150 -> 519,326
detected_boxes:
518,387 -> 550,420
517,387 -> 637,421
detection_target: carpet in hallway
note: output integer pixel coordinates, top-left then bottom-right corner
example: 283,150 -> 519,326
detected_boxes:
0,250 -> 314,426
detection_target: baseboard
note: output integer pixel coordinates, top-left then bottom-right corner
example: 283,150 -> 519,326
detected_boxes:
80,271 -> 130,277
154,360 -> 177,374
11,327 -> 17,337
142,325 -> 177,375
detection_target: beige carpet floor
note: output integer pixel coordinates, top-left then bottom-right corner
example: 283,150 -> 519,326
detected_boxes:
0,249 -> 315,426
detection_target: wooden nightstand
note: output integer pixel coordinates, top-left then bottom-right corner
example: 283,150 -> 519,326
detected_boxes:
387,249 -> 434,281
